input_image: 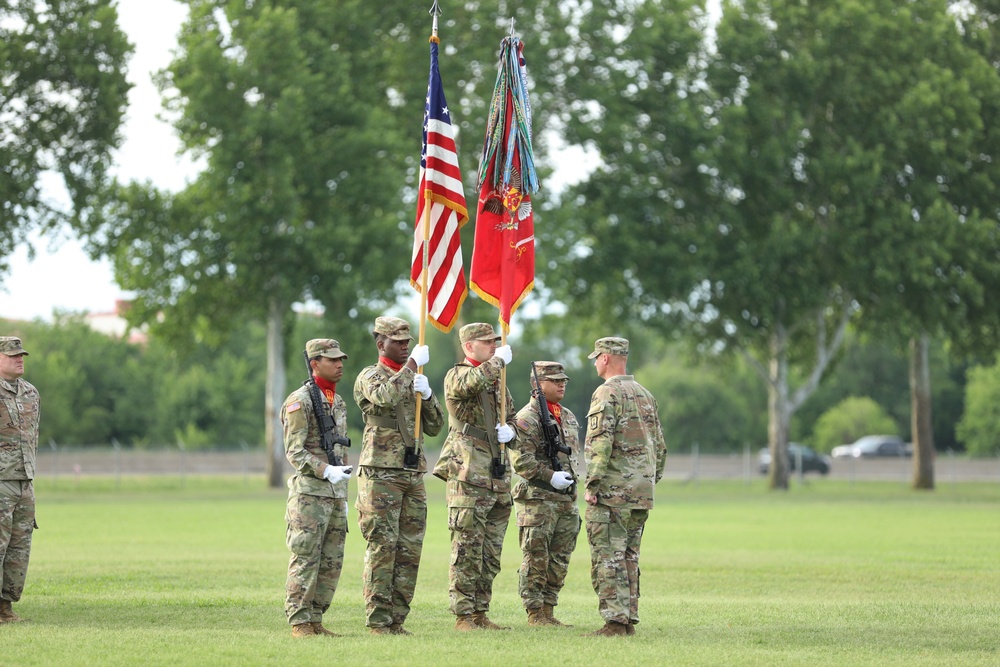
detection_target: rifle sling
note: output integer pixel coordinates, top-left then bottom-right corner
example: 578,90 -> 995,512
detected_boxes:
448,388 -> 502,461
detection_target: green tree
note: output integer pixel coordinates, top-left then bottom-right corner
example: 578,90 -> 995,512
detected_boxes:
92,1 -> 426,485
636,355 -> 764,453
956,359 -> 1000,457
11,316 -> 149,445
545,0 -> 1000,490
89,0 -> 572,485
0,0 -> 131,273
811,397 -> 899,454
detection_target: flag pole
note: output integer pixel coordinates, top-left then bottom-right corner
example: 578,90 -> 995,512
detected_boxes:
414,1 -> 443,449
499,322 -> 508,458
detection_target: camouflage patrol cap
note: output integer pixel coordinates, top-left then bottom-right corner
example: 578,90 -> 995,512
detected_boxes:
305,338 -> 348,359
459,322 -> 501,344
373,316 -> 413,341
532,361 -> 570,382
587,336 -> 629,359
0,337 -> 28,356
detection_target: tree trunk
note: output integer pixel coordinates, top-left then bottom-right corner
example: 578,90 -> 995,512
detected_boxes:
265,298 -> 287,488
910,332 -> 935,490
767,325 -> 791,490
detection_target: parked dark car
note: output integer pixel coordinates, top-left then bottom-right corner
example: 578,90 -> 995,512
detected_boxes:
831,435 -> 911,458
758,443 -> 831,475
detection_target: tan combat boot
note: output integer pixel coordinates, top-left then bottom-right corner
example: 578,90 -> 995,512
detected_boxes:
0,600 -> 22,623
543,603 -> 572,627
583,621 -> 629,637
526,607 -> 553,627
473,611 -> 510,630
369,626 -> 393,636
454,614 -> 479,631
626,622 -> 636,636
311,622 -> 341,637
291,623 -> 316,638
389,623 -> 412,635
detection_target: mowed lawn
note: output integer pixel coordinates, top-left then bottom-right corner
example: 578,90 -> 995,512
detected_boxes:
2,476 -> 997,666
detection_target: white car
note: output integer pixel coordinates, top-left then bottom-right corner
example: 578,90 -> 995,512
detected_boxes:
831,435 -> 911,458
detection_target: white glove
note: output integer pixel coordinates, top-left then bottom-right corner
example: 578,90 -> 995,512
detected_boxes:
550,471 -> 574,491
409,344 -> 430,368
414,373 -> 433,400
323,465 -> 352,485
493,344 -> 512,365
496,424 -> 515,443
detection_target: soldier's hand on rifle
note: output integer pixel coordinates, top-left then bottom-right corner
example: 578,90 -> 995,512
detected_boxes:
492,344 -> 512,365
496,424 -> 515,443
409,344 -> 430,368
323,464 -> 353,485
414,373 -> 433,399
550,470 -> 574,491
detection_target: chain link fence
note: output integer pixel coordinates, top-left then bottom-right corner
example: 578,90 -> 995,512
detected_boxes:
38,441 -> 1000,486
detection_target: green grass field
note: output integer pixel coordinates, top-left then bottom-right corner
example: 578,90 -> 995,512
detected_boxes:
2,477 -> 998,666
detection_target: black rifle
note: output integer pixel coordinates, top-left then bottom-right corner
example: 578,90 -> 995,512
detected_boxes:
531,362 -> 574,494
303,351 -> 351,467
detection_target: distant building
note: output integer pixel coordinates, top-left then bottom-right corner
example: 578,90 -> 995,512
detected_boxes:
85,299 -> 148,345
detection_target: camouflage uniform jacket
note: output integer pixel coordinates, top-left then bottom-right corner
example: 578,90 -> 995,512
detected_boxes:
512,400 -> 580,502
584,375 -> 666,509
281,383 -> 349,498
353,360 -> 445,473
0,376 -> 39,480
433,358 -> 518,492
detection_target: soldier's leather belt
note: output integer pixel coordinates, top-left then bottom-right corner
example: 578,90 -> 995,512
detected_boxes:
451,419 -> 489,441
363,413 -> 397,429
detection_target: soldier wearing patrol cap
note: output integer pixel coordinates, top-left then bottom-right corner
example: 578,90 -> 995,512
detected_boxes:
432,322 -> 517,631
0,337 -> 39,624
281,338 -> 354,638
511,361 -> 581,627
353,316 -> 445,635
582,337 -> 667,637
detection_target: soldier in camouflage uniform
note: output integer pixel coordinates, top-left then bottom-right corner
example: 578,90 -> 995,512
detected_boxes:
432,322 -> 517,631
511,361 -> 581,627
0,337 -> 39,624
353,316 -> 445,636
583,337 -> 667,637
281,339 -> 355,638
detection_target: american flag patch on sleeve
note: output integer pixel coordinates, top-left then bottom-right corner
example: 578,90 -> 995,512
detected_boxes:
287,401 -> 301,413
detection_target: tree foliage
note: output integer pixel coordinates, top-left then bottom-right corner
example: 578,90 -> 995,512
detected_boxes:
956,357 -> 1000,457
5,316 -> 265,447
539,0 -> 1000,488
0,0 -> 131,273
811,397 -> 899,454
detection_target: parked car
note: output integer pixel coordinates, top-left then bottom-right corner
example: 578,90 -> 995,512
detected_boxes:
758,443 -> 831,475
831,435 -> 911,458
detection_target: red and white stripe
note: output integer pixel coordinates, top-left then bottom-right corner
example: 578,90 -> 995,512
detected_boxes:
411,118 -> 469,333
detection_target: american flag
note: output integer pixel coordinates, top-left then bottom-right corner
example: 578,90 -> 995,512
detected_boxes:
411,40 -> 468,333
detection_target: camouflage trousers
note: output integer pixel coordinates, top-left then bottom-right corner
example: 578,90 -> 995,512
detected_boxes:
285,492 -> 348,626
356,467 -> 426,628
515,498 -> 580,610
585,504 -> 648,625
447,481 -> 512,617
0,480 -> 35,603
